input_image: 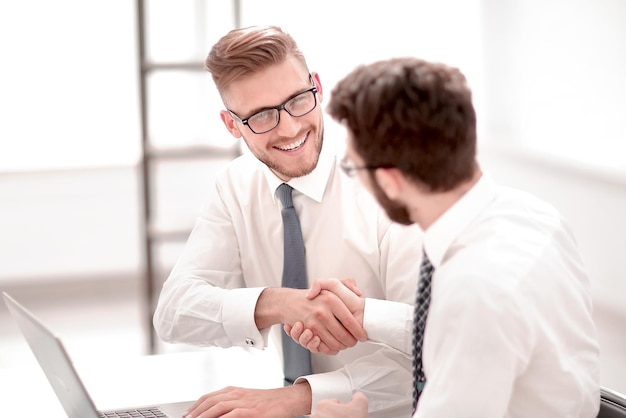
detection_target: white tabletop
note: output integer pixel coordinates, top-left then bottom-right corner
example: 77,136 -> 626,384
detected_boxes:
0,347 -> 283,417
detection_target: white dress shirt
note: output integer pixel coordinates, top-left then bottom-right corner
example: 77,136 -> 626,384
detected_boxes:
363,172 -> 600,417
153,139 -> 423,417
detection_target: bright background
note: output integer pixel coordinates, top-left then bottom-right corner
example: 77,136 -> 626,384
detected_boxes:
1,0 -> 625,393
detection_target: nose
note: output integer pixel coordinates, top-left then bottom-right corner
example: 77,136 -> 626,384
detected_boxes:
274,108 -> 301,137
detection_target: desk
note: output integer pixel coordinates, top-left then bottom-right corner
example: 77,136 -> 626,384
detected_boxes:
0,347 -> 283,417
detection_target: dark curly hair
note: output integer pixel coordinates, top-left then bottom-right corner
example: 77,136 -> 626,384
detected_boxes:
327,57 -> 477,192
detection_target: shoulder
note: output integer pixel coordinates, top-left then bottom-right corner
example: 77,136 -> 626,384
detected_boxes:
214,153 -> 267,190
203,153 -> 272,212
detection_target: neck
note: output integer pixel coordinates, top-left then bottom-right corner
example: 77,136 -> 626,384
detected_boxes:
411,168 -> 483,230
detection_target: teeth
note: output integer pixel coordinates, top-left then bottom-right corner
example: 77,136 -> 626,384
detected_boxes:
276,137 -> 305,151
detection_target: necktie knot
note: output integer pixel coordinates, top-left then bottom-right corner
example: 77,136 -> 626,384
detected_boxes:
277,183 -> 294,209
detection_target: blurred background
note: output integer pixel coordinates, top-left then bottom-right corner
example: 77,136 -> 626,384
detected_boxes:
1,0 -> 625,394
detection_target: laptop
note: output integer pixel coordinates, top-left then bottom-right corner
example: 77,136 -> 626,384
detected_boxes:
2,291 -> 195,418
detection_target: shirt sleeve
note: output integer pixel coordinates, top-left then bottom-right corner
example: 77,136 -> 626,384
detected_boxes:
299,346 -> 414,416
152,179 -> 271,349
363,298 -> 413,354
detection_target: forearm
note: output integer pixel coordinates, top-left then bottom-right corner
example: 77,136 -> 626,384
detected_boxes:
303,346 -> 413,416
153,273 -> 267,347
153,200 -> 268,347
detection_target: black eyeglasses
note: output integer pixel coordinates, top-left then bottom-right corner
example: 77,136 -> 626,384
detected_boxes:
228,86 -> 318,134
340,158 -> 394,177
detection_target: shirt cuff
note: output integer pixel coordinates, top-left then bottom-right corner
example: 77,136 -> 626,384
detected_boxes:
295,371 -> 352,413
222,287 -> 269,349
363,298 -> 413,354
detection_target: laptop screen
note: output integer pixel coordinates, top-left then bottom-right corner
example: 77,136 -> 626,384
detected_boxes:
2,292 -> 101,418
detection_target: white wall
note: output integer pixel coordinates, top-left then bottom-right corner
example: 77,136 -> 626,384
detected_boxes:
1,0 -> 624,296
0,0 -> 483,280
480,147 -> 626,314
240,0 -> 484,142
481,0 -> 626,172
0,0 -> 624,391
2,0 -> 624,296
0,1 -> 140,172
3,0 -> 623,290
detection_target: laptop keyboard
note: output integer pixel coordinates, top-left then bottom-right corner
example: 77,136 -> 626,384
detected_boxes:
99,407 -> 167,417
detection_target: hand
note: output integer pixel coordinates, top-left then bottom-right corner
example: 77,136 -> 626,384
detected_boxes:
284,278 -> 367,354
260,284 -> 366,353
315,277 -> 363,298
182,382 -> 311,418
311,392 -> 369,418
307,277 -> 364,309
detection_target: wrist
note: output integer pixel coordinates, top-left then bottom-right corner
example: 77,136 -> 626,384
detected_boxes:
356,297 -> 366,328
255,287 -> 299,329
287,380 -> 313,416
255,288 -> 279,329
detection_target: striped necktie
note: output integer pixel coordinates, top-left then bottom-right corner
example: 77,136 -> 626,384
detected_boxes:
412,250 -> 434,413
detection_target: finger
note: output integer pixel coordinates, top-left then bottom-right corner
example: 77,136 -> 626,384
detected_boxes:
321,290 -> 365,344
318,279 -> 364,303
306,314 -> 350,352
195,399 -> 233,418
352,391 -> 368,403
340,277 -> 363,296
328,299 -> 367,342
307,278 -> 342,299
289,321 -> 305,342
296,330 -> 333,355
183,392 -> 211,417
350,391 -> 369,410
305,334 -> 322,353
315,338 -> 339,355
186,396 -> 220,418
310,292 -> 358,350
297,328 -> 314,347
310,324 -> 348,352
314,398 -> 355,418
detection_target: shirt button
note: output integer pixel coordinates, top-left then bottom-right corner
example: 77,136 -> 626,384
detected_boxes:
245,338 -> 255,346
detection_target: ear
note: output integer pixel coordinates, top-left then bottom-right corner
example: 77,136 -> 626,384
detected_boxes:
374,168 -> 404,200
310,71 -> 323,103
220,110 -> 243,139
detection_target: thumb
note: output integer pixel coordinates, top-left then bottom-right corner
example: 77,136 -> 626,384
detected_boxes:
306,279 -> 324,299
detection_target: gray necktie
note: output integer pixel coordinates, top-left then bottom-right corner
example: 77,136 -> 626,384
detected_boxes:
277,183 -> 312,384
412,250 -> 434,413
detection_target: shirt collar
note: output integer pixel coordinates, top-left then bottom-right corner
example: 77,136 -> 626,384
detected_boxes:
264,139 -> 335,203
424,171 -> 497,269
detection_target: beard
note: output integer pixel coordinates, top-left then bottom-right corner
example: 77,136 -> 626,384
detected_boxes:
243,125 -> 324,180
369,174 -> 413,225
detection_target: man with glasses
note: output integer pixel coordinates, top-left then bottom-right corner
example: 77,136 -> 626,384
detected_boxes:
287,57 -> 600,417
152,26 -> 422,418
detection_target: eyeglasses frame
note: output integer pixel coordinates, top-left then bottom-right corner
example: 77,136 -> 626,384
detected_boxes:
339,157 -> 398,177
227,84 -> 318,135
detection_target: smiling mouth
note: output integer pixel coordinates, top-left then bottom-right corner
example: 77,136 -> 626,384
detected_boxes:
274,135 -> 307,151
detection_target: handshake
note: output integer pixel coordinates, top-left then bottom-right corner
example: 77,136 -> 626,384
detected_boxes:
283,278 -> 369,355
